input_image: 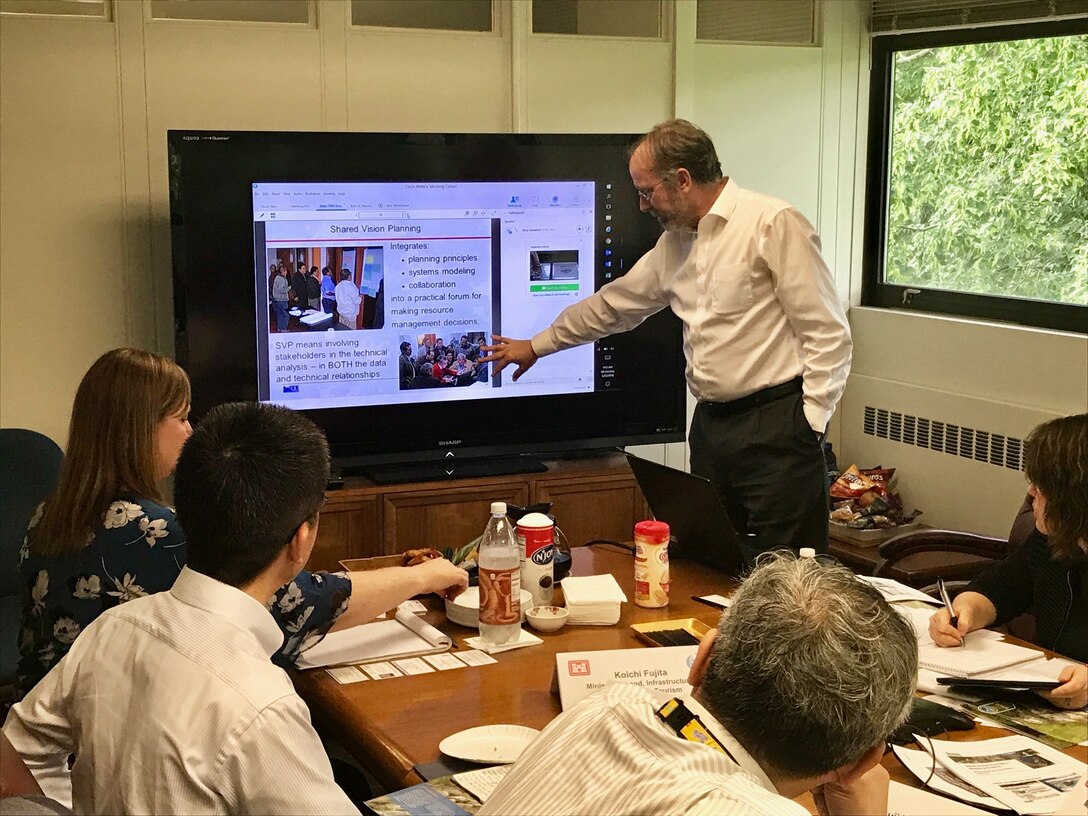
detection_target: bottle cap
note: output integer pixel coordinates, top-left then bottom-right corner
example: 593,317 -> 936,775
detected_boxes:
490,501 -> 507,515
634,520 -> 670,543
799,547 -> 816,559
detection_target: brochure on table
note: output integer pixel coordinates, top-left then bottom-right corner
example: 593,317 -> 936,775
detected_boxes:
929,735 -> 1087,815
554,645 -> 697,710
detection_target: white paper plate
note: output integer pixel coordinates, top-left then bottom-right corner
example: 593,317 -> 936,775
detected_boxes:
445,586 -> 533,628
439,724 -> 540,764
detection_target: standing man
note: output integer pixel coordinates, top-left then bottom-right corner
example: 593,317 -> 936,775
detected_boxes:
334,268 -> 361,330
320,266 -> 337,316
398,341 -> 416,389
290,261 -> 309,311
482,120 -> 850,559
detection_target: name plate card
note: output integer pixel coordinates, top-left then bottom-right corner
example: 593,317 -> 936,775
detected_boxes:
555,645 -> 698,710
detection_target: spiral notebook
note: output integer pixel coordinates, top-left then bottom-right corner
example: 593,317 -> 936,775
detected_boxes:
296,608 -> 452,669
918,637 -> 1044,679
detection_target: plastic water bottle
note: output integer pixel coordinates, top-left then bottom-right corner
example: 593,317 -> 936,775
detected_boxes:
479,501 -> 522,646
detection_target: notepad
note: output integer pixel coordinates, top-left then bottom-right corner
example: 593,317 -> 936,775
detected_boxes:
918,636 -> 1044,678
296,609 -> 452,669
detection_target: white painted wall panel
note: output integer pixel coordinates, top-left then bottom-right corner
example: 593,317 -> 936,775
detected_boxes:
346,30 -> 510,132
693,43 -> 823,222
526,38 -> 672,132
0,18 -> 126,445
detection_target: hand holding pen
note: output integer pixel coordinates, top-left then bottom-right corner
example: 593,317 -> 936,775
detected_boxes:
928,579 -> 971,647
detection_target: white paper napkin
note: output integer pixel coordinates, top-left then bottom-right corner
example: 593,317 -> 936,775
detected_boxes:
465,628 -> 543,654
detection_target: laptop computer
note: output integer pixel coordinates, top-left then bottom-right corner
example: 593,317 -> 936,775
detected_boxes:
625,452 -> 745,577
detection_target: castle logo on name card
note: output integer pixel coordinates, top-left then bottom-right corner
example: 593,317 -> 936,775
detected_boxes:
567,659 -> 591,677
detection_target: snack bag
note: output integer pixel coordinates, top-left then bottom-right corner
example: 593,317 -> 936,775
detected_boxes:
829,465 -> 877,499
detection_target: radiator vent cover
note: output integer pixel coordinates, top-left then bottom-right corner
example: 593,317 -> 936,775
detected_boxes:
863,406 -> 1024,471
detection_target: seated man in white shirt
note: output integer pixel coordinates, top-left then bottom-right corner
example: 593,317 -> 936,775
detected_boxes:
3,402 -> 465,815
480,554 -> 918,816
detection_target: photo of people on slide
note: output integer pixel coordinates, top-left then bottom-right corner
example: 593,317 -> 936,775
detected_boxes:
529,249 -> 579,282
399,331 -> 488,390
265,246 -> 385,333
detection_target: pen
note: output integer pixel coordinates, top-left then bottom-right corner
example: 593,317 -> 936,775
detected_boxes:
937,578 -> 965,647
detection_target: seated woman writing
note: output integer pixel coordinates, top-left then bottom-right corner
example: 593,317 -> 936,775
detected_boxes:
17,348 -> 466,699
929,413 -> 1087,709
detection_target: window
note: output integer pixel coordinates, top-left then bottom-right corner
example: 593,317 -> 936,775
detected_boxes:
0,0 -> 110,18
351,0 -> 493,32
532,0 -> 662,38
863,22 -> 1088,333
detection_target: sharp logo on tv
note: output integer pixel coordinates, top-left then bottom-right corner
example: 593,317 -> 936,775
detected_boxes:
439,440 -> 462,446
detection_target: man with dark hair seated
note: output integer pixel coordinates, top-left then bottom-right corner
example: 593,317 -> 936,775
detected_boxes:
480,553 -> 918,816
3,403 -> 466,814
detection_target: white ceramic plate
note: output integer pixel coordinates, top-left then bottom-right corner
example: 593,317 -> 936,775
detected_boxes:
438,724 -> 540,764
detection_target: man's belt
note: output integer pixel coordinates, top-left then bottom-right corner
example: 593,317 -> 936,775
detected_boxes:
700,376 -> 802,415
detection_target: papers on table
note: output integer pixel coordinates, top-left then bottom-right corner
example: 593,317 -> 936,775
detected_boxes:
893,745 -> 1007,810
465,628 -> 543,655
561,574 -> 628,625
298,608 -> 451,669
324,649 -> 497,683
452,765 -> 512,803
887,780 -> 991,815
929,735 -> 1087,815
859,575 -> 942,605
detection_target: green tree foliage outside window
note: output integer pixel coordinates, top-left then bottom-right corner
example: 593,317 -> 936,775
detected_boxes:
887,35 -> 1088,307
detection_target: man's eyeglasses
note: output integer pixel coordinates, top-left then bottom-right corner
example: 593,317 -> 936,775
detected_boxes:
635,177 -> 669,202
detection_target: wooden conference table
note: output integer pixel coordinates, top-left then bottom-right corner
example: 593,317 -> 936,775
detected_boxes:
292,545 -> 1086,810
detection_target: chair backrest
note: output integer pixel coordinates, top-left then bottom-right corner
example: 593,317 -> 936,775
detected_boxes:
0,429 -> 63,597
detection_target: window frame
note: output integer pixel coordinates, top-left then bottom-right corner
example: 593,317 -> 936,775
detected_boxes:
862,20 -> 1088,334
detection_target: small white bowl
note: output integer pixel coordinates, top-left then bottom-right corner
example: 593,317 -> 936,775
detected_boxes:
526,605 -> 569,633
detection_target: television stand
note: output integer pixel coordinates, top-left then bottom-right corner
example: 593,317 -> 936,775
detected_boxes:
343,455 -> 549,485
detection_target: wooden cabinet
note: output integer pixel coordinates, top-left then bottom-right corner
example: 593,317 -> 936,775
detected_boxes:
305,453 -> 648,570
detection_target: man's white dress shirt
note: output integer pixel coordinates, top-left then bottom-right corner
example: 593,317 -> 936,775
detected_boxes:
531,180 -> 851,432
335,280 -> 361,321
478,683 -> 809,816
3,567 -> 359,816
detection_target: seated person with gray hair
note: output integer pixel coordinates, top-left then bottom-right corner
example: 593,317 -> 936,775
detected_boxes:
480,554 -> 918,816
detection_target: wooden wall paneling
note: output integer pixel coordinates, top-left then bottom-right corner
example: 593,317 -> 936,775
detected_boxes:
308,492 -> 381,571
535,474 -> 648,547
383,482 -> 531,556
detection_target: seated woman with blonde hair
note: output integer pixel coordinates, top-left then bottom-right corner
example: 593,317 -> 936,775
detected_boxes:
929,413 -> 1087,709
17,348 -> 466,699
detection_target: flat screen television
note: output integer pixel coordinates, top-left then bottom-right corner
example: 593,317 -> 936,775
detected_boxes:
168,130 -> 685,483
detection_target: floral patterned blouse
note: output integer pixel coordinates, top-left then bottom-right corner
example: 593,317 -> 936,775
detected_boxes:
16,495 -> 351,698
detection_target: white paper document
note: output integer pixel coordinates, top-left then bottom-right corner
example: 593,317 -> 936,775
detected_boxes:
297,608 -> 451,669
862,576 -> 942,605
326,666 -> 368,684
452,765 -> 512,803
887,780 -> 991,815
465,628 -> 543,654
930,735 -> 1087,814
892,744 -> 1006,810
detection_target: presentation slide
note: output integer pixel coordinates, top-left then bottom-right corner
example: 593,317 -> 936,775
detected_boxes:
254,181 -> 597,410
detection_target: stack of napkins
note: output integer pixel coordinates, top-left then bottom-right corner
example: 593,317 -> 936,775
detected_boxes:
561,574 -> 628,625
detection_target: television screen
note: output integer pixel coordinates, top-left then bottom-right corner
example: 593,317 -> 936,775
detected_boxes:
169,131 -> 685,481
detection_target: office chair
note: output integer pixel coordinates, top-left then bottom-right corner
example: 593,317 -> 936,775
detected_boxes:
0,429 -> 64,701
872,497 -> 1037,640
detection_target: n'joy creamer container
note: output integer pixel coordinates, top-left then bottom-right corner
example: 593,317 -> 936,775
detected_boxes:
516,512 -> 554,606
634,520 -> 670,608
